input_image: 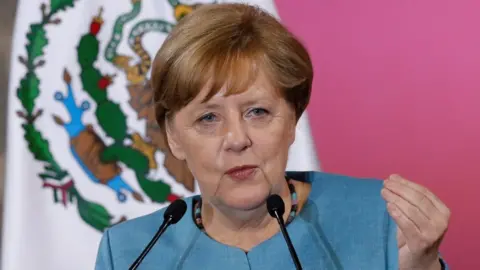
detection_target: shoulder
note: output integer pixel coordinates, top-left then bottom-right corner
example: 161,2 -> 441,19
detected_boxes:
311,171 -> 384,199
95,196 -> 198,269
288,170 -> 389,228
287,171 -> 398,268
288,170 -> 385,205
107,206 -> 165,240
310,171 -> 387,217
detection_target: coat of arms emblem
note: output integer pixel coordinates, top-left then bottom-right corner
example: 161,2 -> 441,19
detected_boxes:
15,0 -> 213,231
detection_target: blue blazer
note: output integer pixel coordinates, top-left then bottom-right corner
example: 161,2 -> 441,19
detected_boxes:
94,171 -> 444,269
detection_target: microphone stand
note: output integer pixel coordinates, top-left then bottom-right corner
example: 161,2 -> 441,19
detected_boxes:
273,211 -> 303,270
129,216 -> 173,270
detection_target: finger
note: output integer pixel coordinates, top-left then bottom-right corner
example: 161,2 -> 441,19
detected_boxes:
397,228 -> 407,248
385,175 -> 451,240
387,202 -> 446,256
386,202 -> 423,247
381,188 -> 430,232
384,177 -> 438,220
388,174 -> 450,215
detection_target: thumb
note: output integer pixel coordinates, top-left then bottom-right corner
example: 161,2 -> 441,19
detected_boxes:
397,228 -> 407,248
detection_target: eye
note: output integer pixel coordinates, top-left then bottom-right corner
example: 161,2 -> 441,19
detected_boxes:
198,113 -> 217,123
247,108 -> 269,117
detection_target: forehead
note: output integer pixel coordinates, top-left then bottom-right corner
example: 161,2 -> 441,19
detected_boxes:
199,71 -> 280,104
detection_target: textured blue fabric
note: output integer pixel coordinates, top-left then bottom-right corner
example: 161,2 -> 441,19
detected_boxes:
94,171 -> 447,269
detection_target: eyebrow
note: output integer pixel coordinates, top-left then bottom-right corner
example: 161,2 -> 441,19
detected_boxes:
241,99 -> 268,107
191,102 -> 223,114
199,94 -> 274,109
199,103 -> 222,110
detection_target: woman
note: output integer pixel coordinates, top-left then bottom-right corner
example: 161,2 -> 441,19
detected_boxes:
95,3 -> 450,269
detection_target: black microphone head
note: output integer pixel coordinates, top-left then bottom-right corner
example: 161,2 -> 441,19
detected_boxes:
164,199 -> 187,224
266,194 -> 285,217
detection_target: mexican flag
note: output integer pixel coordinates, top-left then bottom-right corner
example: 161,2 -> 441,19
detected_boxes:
2,0 -> 319,269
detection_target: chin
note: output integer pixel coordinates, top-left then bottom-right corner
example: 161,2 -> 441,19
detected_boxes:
220,187 -> 270,211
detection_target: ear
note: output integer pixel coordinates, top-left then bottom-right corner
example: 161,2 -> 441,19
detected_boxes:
288,123 -> 296,147
165,119 -> 186,160
286,113 -> 297,147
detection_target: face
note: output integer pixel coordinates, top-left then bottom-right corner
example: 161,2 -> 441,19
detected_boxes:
166,72 -> 297,211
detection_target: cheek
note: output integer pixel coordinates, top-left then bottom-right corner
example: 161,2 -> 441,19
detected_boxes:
181,134 -> 223,173
182,138 -> 223,196
251,119 -> 293,159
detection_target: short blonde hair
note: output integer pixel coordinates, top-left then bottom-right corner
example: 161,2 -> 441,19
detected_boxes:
152,3 -> 313,129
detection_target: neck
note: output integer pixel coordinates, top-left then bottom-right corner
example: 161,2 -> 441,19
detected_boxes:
201,182 -> 292,252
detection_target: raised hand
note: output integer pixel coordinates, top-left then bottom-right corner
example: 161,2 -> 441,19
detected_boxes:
381,174 -> 450,270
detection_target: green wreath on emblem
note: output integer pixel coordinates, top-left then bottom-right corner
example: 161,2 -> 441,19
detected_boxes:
15,0 -> 208,232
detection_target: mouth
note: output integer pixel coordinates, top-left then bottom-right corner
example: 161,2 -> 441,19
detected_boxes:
225,165 -> 258,181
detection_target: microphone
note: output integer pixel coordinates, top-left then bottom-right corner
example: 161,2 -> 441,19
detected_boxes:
129,199 -> 187,270
267,194 -> 303,270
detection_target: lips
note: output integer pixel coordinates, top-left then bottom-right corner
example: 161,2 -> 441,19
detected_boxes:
225,165 -> 257,180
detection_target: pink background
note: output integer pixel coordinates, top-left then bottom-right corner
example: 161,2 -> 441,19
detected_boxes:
275,0 -> 479,269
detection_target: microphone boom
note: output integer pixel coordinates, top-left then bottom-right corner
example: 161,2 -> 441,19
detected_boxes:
267,194 -> 303,270
129,199 -> 187,270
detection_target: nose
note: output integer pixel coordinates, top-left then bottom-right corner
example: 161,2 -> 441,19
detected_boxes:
223,117 -> 252,152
